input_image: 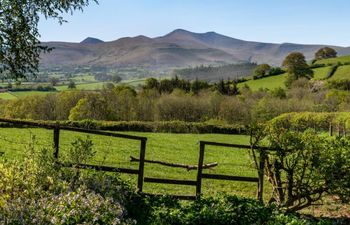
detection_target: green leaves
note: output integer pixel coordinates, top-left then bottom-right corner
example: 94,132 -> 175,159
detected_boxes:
0,0 -> 97,80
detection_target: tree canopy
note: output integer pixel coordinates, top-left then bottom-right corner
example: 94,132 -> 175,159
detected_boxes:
315,47 -> 337,60
253,64 -> 271,77
282,52 -> 313,87
0,0 -> 97,80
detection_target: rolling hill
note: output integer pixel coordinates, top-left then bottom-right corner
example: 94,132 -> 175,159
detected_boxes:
238,55 -> 350,91
39,29 -> 350,71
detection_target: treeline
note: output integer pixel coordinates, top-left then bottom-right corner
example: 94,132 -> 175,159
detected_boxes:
143,76 -> 239,95
1,78 -> 350,124
173,63 -> 256,81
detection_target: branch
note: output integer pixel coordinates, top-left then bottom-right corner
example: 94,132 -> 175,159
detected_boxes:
130,156 -> 218,171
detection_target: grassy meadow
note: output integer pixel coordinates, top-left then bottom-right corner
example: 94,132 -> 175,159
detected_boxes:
0,127 -> 263,198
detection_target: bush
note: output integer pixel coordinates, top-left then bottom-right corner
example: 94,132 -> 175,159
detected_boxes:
2,188 -> 128,225
0,138 -> 132,224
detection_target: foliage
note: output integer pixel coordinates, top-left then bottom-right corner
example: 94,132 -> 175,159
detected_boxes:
315,47 -> 337,60
328,79 -> 350,91
0,136 -> 131,224
253,64 -> 271,79
68,79 -> 77,89
68,136 -> 96,164
283,52 -> 314,87
173,63 -> 257,81
251,122 -> 350,212
0,0 -> 97,79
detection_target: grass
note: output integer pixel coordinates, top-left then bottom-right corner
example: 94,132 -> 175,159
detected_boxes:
120,78 -> 147,87
55,82 -> 107,91
329,65 -> 350,80
316,55 -> 350,65
0,128 -> 262,198
238,73 -> 287,91
10,91 -> 57,97
312,66 -> 332,80
0,92 -> 17,100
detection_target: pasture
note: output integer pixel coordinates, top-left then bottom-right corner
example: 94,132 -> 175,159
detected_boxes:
0,127 -> 262,198
238,73 -> 287,91
316,55 -> 350,65
312,66 -> 332,80
329,65 -> 350,80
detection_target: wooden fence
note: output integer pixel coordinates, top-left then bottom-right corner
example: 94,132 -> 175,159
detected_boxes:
0,118 -> 273,201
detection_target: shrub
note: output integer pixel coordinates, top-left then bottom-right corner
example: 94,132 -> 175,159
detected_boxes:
1,188 -> 128,225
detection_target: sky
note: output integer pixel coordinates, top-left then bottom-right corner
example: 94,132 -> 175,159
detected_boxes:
38,0 -> 350,46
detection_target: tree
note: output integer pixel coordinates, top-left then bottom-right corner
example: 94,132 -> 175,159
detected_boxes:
0,0 -> 97,80
253,64 -> 271,79
315,47 -> 337,60
111,75 -> 122,83
68,80 -> 76,89
282,52 -> 313,87
144,78 -> 159,90
49,77 -> 59,86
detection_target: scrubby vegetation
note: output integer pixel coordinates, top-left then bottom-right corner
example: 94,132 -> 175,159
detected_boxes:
1,129 -> 349,224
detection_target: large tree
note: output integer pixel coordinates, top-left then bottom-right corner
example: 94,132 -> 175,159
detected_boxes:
282,52 -> 313,87
253,63 -> 271,79
0,0 -> 97,80
315,47 -> 337,60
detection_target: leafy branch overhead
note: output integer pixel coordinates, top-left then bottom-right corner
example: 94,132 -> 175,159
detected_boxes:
0,0 -> 98,80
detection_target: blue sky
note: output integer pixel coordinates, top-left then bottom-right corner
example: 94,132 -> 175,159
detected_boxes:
39,0 -> 350,46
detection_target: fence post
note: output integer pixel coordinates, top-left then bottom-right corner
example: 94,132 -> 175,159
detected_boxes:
53,126 -> 60,159
137,138 -> 147,192
257,149 -> 265,203
329,123 -> 333,136
196,141 -> 205,199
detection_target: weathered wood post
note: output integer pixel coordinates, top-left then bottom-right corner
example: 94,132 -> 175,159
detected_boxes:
329,123 -> 333,136
196,141 -> 205,199
53,125 -> 60,159
257,149 -> 265,203
137,138 -> 147,192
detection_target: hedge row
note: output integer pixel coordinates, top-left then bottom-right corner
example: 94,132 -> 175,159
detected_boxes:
0,119 -> 245,134
268,112 -> 350,132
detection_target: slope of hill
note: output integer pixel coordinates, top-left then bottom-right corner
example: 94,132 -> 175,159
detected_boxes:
39,29 -> 350,72
238,55 -> 350,91
316,55 -> 350,65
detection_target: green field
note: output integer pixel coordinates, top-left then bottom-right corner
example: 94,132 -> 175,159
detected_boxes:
0,128 -> 263,198
312,66 -> 332,80
238,73 -> 287,91
121,78 -> 147,87
316,55 -> 350,65
0,92 -> 17,100
329,65 -> 350,80
56,82 -> 107,91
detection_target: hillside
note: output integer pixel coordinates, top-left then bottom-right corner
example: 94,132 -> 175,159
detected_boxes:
39,29 -> 350,73
237,55 -> 350,90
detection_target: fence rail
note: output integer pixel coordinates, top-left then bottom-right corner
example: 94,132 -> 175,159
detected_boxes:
0,118 -> 147,192
0,118 -> 276,201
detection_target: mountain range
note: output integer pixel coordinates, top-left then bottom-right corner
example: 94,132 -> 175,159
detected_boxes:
40,29 -> 350,70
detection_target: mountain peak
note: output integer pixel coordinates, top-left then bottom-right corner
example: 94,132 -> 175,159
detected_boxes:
80,37 -> 104,44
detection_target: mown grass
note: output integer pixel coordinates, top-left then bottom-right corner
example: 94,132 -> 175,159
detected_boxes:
0,128 -> 264,198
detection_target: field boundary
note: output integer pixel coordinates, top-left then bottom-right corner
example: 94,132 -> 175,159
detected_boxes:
0,118 -> 275,201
